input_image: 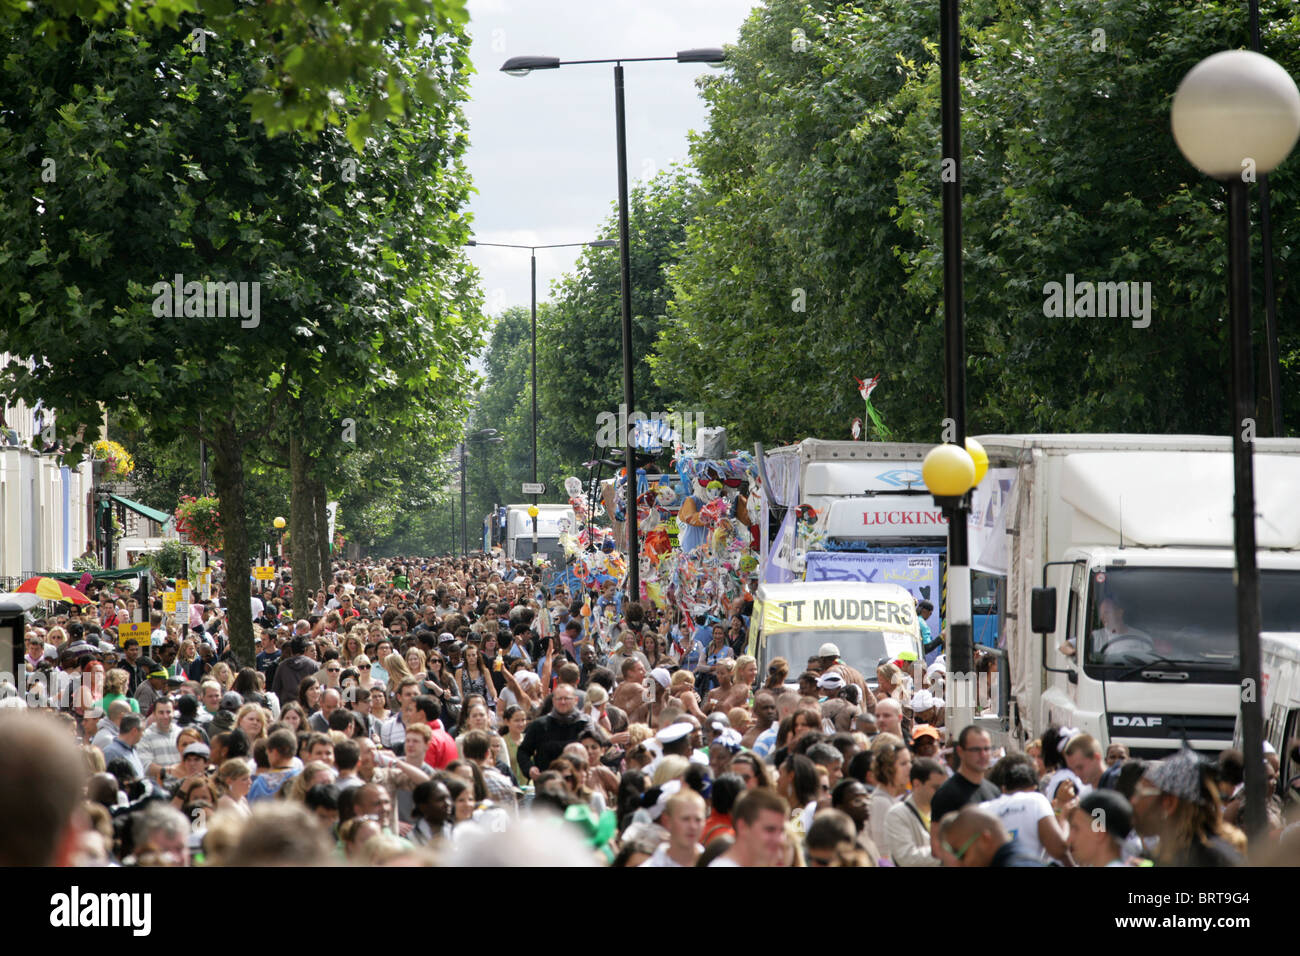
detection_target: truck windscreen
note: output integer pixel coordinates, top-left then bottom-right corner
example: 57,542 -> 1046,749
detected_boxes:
762,629 -> 902,683
1084,568 -> 1300,677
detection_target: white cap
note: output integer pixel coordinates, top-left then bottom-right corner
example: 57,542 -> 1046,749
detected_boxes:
816,672 -> 845,690
817,642 -> 840,658
649,667 -> 672,689
655,721 -> 695,744
912,690 -> 939,712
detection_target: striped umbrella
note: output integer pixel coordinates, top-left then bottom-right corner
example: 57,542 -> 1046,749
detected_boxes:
16,576 -> 93,605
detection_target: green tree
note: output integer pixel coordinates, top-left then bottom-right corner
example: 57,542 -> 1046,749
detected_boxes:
655,0 -> 1300,443
6,0 -> 469,144
0,16 -> 481,665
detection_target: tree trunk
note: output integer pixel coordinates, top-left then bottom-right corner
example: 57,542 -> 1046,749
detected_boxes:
314,477 -> 331,589
212,416 -> 255,669
289,434 -> 314,619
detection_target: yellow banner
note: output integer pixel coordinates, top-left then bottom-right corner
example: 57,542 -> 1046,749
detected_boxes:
760,595 -> 918,635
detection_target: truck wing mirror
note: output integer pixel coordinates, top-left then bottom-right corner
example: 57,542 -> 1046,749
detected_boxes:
1031,587 -> 1057,634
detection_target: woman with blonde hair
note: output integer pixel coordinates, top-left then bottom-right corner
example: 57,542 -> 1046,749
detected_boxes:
282,761 -> 334,802
340,632 -> 365,667
650,754 -> 690,788
210,661 -> 235,693
234,703 -> 269,741
352,653 -> 377,692
868,733 -> 911,858
215,759 -> 252,817
101,668 -> 140,714
176,639 -> 198,678
384,652 -> 414,693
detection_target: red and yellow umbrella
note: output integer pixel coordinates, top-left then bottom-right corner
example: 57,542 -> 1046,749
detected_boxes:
16,577 -> 93,605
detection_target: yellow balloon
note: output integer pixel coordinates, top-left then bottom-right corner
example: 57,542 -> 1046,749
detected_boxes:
273,516 -> 286,529
527,505 -> 539,518
965,436 -> 989,486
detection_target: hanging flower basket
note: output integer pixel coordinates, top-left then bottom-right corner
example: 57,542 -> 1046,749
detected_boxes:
175,495 -> 223,552
91,440 -> 135,479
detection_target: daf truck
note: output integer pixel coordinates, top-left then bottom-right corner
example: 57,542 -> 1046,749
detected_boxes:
976,434 -> 1300,759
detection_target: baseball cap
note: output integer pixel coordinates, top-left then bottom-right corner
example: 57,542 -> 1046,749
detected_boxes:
911,723 -> 941,743
146,668 -> 168,680
1077,789 -> 1134,837
817,642 -> 840,658
649,667 -> 672,689
815,672 -> 845,690
438,632 -> 455,644
182,742 -> 210,758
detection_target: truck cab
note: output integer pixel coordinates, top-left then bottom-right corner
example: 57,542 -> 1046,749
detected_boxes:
1034,548 -> 1300,757
979,434 -> 1300,760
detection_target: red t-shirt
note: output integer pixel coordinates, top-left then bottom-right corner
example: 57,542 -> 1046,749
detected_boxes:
422,720 -> 459,770
702,810 -> 734,846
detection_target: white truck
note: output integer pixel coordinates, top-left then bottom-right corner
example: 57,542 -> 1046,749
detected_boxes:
759,438 -> 996,644
975,434 -> 1300,759
503,504 -> 576,564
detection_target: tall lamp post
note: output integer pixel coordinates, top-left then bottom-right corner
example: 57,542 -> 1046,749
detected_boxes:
500,47 -> 725,602
918,0 -> 977,722
466,237 -> 616,544
1171,50 -> 1300,843
464,428 -> 504,557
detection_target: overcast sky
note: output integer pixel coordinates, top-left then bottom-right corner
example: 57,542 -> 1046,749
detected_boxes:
463,0 -> 757,315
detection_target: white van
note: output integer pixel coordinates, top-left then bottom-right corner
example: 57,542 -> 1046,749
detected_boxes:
746,581 -> 924,685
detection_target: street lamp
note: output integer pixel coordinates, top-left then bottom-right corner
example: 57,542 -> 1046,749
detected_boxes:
1171,49 -> 1300,843
501,47 -> 725,603
922,436 -> 986,729
466,237 -> 617,542
464,429 -> 504,557
930,0 -> 974,696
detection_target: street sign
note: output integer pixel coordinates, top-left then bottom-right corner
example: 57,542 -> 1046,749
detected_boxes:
162,592 -> 178,612
197,569 -> 211,600
522,482 -> 545,495
118,621 -> 149,647
175,601 -> 189,627
254,566 -> 275,580
176,578 -> 190,601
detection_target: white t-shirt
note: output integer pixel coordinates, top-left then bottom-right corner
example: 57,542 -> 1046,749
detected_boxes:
981,790 -> 1055,861
639,843 -> 703,867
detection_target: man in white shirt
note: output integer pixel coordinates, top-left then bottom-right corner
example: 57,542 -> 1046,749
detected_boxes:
710,788 -> 790,867
980,756 -> 1069,863
138,697 -> 181,781
641,788 -> 706,867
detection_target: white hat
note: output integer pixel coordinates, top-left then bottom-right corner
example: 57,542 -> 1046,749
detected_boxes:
912,690 -> 940,712
649,667 -> 672,689
926,656 -> 947,677
818,642 -> 840,658
655,721 -> 694,744
816,672 -> 845,690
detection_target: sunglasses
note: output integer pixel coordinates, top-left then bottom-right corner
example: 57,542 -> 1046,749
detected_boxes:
941,832 -> 981,861
358,664 -> 371,670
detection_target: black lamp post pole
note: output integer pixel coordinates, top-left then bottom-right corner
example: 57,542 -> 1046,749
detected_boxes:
1227,178 -> 1266,842
941,0 -> 972,683
614,62 -> 639,603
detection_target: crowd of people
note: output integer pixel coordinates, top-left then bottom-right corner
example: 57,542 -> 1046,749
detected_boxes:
2,551 -> 1298,868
